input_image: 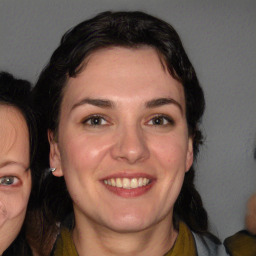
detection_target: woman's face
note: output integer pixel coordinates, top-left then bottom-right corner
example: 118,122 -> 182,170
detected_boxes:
0,105 -> 31,253
50,46 -> 193,232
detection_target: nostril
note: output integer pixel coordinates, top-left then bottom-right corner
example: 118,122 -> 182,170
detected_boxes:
110,127 -> 150,163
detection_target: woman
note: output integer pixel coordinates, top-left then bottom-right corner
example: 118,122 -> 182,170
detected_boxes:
224,149 -> 256,256
0,72 -> 37,255
224,194 -> 256,255
246,192 -> 256,235
33,11 -> 224,255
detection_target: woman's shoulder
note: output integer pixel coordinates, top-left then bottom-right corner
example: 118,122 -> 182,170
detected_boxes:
175,221 -> 228,256
224,230 -> 256,256
191,230 -> 228,256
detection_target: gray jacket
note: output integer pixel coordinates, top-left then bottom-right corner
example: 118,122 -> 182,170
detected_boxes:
193,232 -> 229,256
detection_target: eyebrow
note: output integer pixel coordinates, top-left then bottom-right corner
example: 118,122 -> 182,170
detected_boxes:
71,98 -> 114,111
145,98 -> 183,113
0,161 -> 29,171
71,97 -> 183,113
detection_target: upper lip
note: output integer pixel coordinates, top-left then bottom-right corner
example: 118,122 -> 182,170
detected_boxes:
100,172 -> 156,181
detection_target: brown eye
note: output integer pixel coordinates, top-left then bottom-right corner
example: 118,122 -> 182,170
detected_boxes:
152,117 -> 164,125
83,115 -> 108,126
148,115 -> 174,126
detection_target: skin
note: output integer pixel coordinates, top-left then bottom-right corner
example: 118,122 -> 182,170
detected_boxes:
0,105 -> 31,255
245,193 -> 256,234
50,46 -> 193,255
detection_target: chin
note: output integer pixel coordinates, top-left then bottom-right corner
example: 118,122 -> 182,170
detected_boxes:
101,211 -> 154,233
107,222 -> 149,233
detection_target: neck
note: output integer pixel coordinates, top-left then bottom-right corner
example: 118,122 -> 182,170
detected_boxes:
72,212 -> 178,256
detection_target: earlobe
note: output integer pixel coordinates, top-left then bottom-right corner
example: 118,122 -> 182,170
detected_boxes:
185,137 -> 194,172
48,130 -> 64,177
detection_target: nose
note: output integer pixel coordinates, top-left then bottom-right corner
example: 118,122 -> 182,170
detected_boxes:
110,124 -> 150,164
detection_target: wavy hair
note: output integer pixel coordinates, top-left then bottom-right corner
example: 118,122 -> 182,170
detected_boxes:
32,11 -> 219,253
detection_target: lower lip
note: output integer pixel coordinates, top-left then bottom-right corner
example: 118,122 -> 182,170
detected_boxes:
102,181 -> 155,198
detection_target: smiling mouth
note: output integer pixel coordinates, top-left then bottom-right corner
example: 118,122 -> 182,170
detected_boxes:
103,177 -> 151,189
102,176 -> 154,198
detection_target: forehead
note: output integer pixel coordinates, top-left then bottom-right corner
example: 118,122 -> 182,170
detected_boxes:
0,105 -> 29,158
62,46 -> 185,110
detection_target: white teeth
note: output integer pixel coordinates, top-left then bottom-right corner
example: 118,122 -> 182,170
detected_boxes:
111,178 -> 116,186
116,178 -> 122,188
103,177 -> 150,189
123,178 -> 130,189
138,178 -> 143,187
130,178 -> 138,188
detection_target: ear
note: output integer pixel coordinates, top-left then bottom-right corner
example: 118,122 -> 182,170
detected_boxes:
185,137 -> 194,172
48,130 -> 64,177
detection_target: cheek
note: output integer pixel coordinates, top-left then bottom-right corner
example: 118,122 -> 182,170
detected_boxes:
0,191 -> 30,229
60,133 -> 112,174
151,137 -> 188,211
150,135 -> 188,203
151,135 -> 189,170
0,200 -> 7,228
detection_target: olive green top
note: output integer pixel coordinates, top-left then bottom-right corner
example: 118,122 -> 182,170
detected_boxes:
53,221 -> 197,256
224,230 -> 256,256
164,221 -> 197,256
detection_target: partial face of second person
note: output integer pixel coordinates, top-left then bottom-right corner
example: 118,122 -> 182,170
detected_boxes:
50,46 -> 193,233
0,105 -> 31,254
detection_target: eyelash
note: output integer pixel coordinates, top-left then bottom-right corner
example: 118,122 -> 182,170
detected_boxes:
81,114 -> 174,127
147,115 -> 175,126
82,115 -> 109,127
0,176 -> 19,186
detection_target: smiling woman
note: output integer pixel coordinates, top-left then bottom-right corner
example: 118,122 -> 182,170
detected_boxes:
32,11 -> 225,256
0,72 -> 37,255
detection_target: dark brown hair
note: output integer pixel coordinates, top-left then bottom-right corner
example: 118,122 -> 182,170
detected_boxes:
32,11 -> 219,253
0,71 -> 37,256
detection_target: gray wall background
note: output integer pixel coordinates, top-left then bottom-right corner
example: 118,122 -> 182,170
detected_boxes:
1,0 -> 255,246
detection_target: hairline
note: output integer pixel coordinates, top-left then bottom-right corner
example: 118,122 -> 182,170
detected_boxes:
53,44 -> 184,137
